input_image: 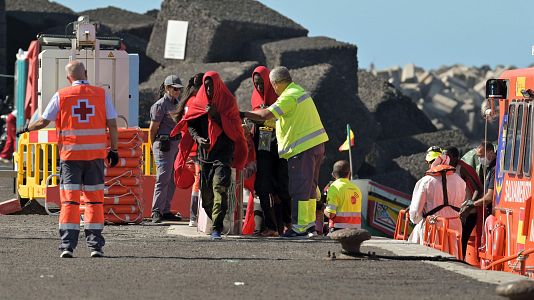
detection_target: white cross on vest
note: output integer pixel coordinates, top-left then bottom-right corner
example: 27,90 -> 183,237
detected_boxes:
72,99 -> 95,123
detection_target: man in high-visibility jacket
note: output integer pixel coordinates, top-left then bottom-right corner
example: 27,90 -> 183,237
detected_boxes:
19,60 -> 119,258
324,160 -> 362,232
241,66 -> 329,237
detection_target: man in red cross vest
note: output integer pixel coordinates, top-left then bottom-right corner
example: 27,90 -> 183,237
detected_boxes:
20,60 -> 119,258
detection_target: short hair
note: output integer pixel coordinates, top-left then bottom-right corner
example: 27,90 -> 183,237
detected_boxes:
332,160 -> 351,178
478,141 -> 494,152
65,61 -> 86,81
269,66 -> 292,84
443,146 -> 460,159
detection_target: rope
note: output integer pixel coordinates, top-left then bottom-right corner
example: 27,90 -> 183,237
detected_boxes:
104,170 -> 134,185
482,112 -> 489,225
341,251 -> 470,265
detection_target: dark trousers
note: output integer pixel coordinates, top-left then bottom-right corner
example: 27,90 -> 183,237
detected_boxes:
255,149 -> 291,232
461,212 -> 477,257
287,143 -> 325,233
200,161 -> 232,232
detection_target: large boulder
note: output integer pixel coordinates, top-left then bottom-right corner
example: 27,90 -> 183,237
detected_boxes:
78,7 -> 159,83
79,6 -> 155,41
235,63 -> 378,187
0,0 -> 6,94
377,129 -> 469,162
361,129 -> 469,193
146,0 -> 307,65
358,70 -> 436,140
259,36 -> 358,91
5,0 -> 77,86
370,169 -> 417,195
138,61 -> 257,127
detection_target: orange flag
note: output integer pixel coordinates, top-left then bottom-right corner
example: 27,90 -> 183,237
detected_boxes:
338,129 -> 354,152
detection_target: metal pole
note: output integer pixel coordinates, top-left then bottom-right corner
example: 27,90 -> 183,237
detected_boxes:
15,53 -> 27,131
236,170 -> 244,235
347,124 -> 353,179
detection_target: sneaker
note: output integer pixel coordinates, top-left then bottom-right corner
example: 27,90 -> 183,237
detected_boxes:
281,229 -> 307,239
261,229 -> 279,237
188,219 -> 197,227
210,230 -> 222,240
307,231 -> 318,238
60,250 -> 73,258
0,158 -> 11,164
90,250 -> 104,258
162,212 -> 182,221
151,212 -> 162,224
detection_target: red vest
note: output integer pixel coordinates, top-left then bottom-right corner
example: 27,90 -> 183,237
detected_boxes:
57,85 -> 107,161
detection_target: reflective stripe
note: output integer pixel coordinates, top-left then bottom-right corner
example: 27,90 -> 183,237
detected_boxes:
326,204 -> 337,212
297,93 -> 311,103
83,184 -> 105,191
60,128 -> 106,137
84,223 -> 104,230
292,222 -> 315,233
333,223 -> 361,229
60,184 -> 82,191
336,212 -> 361,217
279,128 -> 326,156
271,104 -> 284,116
61,143 -> 107,151
59,223 -> 80,230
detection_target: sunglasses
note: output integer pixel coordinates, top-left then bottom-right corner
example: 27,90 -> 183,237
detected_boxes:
171,87 -> 182,91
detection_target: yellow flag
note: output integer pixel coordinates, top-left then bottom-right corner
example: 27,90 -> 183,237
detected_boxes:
338,129 -> 354,152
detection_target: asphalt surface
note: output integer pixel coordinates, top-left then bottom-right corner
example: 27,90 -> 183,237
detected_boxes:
0,172 -> 520,300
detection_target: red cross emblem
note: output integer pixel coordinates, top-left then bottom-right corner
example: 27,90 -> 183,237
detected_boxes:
72,99 -> 95,123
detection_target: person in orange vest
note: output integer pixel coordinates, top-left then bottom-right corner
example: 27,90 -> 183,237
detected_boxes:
19,60 -> 119,258
323,160 -> 362,233
408,152 -> 466,249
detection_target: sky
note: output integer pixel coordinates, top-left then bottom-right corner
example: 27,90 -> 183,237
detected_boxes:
55,0 -> 534,70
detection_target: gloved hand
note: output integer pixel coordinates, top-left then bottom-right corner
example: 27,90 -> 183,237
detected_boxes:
195,136 -> 210,149
107,149 -> 119,168
16,125 -> 29,137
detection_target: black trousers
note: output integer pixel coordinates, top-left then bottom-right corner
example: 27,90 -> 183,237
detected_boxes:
255,149 -> 291,232
461,212 -> 477,257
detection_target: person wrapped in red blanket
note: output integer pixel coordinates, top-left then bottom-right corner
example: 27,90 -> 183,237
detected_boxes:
249,66 -> 291,236
171,71 -> 247,240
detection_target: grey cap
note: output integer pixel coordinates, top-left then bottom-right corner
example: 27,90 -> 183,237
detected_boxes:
164,75 -> 183,88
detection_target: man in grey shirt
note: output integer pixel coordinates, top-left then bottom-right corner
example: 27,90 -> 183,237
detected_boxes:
149,75 -> 183,223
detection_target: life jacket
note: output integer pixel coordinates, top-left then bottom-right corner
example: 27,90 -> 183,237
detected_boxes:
422,165 -> 461,218
57,84 -> 107,161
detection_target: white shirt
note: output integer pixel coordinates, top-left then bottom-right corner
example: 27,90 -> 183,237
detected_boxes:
408,171 -> 466,245
42,80 -> 118,121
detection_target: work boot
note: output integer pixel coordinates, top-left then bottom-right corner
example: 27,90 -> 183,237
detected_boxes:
60,249 -> 74,258
151,212 -> 162,224
281,229 -> 307,239
162,212 -> 182,221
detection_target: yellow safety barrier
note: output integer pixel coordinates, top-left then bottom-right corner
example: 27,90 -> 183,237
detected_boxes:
15,129 -> 59,201
15,127 -> 157,202
141,128 -> 156,175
